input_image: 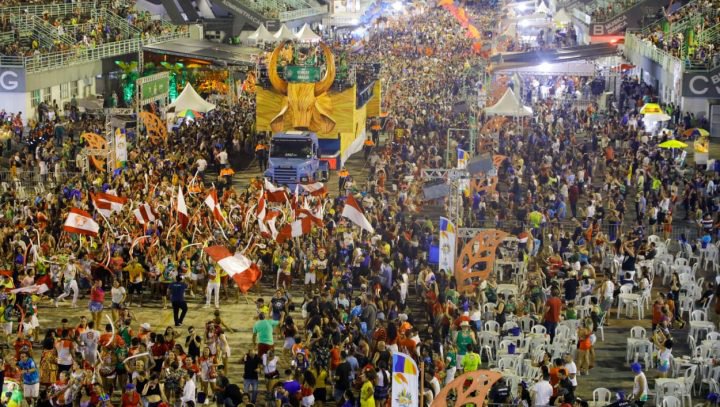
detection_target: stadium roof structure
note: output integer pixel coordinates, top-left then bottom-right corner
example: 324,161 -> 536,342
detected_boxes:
143,39 -> 261,67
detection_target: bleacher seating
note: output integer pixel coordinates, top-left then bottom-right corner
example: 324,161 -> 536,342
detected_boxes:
0,1 -> 188,73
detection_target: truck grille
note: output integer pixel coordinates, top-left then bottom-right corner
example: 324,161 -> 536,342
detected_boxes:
274,168 -> 297,185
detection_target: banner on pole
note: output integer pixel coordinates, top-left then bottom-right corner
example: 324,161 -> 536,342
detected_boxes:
439,217 -> 457,274
391,352 -> 419,407
115,128 -> 127,165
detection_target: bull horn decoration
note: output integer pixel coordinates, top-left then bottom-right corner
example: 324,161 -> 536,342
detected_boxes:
315,42 -> 336,96
268,41 -> 289,95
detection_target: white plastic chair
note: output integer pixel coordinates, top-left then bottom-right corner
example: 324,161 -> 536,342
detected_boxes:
485,320 -> 501,334
531,325 -> 547,335
662,396 -> 682,407
630,326 -> 647,339
518,316 -> 534,333
592,388 -> 612,407
497,356 -> 518,372
620,284 -> 634,294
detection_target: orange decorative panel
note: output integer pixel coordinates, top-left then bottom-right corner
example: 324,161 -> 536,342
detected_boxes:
431,369 -> 503,407
80,132 -> 107,171
454,229 -> 510,294
138,112 -> 168,145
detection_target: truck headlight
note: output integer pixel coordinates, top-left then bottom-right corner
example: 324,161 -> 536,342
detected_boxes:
300,176 -> 309,183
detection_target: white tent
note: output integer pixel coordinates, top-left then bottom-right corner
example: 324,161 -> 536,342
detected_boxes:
167,83 -> 216,113
535,1 -> 550,14
274,24 -> 296,41
485,88 -> 533,117
295,23 -> 321,42
553,9 -> 571,24
248,24 -> 276,42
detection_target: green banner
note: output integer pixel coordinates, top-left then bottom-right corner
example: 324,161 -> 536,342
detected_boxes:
141,76 -> 169,100
284,66 -> 321,83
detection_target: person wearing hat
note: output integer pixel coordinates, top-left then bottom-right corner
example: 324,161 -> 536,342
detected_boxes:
629,363 -> 648,407
121,383 -> 141,407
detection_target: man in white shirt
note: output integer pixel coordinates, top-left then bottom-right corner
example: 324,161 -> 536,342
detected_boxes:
196,156 -> 208,180
180,370 -> 197,407
216,149 -> 229,168
55,260 -> 79,307
564,353 -> 578,388
532,372 -> 553,406
78,322 -> 100,365
599,276 -> 615,315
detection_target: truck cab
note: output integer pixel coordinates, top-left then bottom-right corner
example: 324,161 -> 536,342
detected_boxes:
264,130 -> 329,188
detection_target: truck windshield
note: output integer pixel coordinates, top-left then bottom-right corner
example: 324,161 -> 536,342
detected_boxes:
271,139 -> 313,159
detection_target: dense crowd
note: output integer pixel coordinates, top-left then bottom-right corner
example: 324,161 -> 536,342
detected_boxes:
0,0 -> 718,406
0,1 -> 187,58
636,0 -> 720,70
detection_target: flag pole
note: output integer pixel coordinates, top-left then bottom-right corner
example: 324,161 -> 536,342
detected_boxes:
420,361 -> 425,407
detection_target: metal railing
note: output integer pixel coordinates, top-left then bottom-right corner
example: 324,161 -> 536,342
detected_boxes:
98,8 -> 142,39
279,5 -> 328,21
0,2 -> 108,18
10,14 -> 60,50
1,29 -> 190,73
624,30 -> 684,72
0,32 -> 14,45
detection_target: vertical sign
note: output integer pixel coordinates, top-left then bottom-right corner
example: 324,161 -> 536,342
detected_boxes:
115,128 -> 127,165
439,217 -> 457,274
391,352 -> 419,407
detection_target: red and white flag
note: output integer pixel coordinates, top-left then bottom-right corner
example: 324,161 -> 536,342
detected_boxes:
133,203 -> 157,225
341,195 -> 374,233
91,191 -> 127,218
256,192 -> 267,221
63,208 -> 100,236
264,179 -> 288,203
204,188 -> 225,222
203,246 -> 262,293
295,207 -> 323,227
276,217 -> 312,243
300,182 -> 327,196
177,186 -> 189,229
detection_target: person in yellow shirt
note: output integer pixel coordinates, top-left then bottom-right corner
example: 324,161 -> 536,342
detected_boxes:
360,368 -> 376,407
205,264 -> 222,309
123,259 -> 145,307
278,253 -> 294,291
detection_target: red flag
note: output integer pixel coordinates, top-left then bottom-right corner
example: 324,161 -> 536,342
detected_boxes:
177,186 -> 189,229
276,217 -> 312,244
133,203 -> 157,225
204,188 -> 225,222
300,182 -> 328,197
341,195 -> 374,233
63,208 -> 100,236
203,246 -> 262,293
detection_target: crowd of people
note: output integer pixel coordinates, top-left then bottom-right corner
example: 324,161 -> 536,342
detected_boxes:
0,0 -> 717,406
0,0 -> 187,59
635,0 -> 720,70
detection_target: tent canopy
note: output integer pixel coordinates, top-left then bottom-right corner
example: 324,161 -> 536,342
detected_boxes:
167,83 -> 216,113
296,23 -> 321,42
485,88 -> 533,117
248,24 -> 275,42
535,1 -> 550,14
274,24 -> 296,41
554,8 -> 571,23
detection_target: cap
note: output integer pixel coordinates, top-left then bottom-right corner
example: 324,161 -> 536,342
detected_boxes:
125,384 -> 136,390
460,321 -> 470,327
631,362 -> 642,373
141,323 -> 151,330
